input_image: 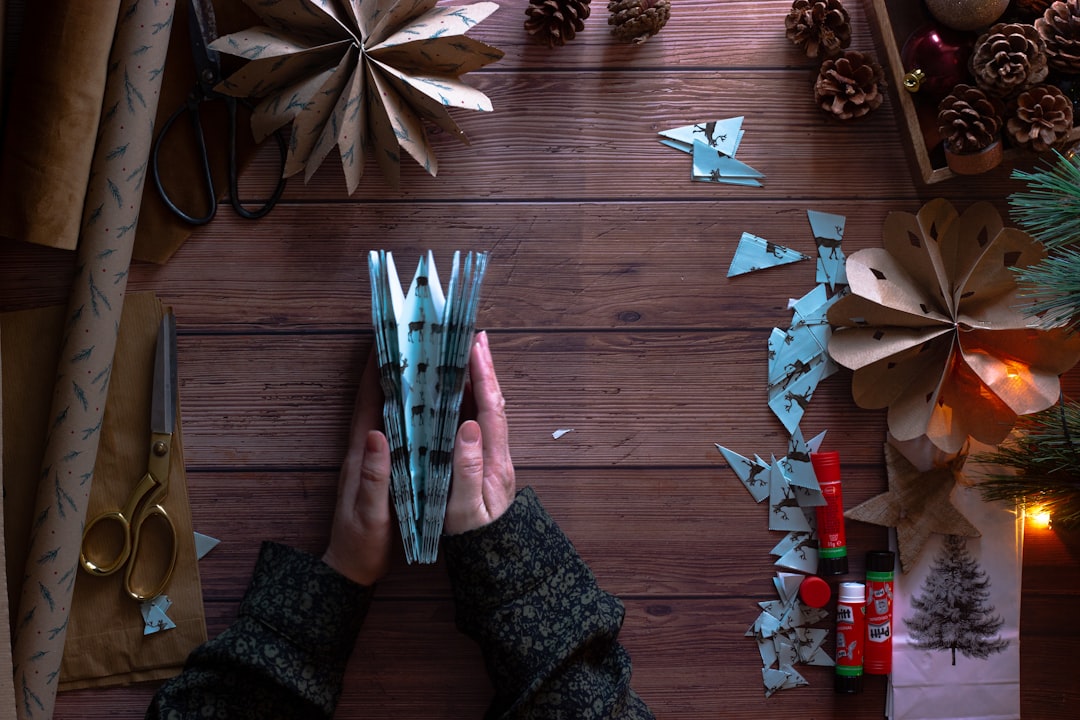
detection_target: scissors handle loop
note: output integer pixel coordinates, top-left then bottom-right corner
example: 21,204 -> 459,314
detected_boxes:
153,97 -> 216,225
80,471 -> 161,577
124,502 -> 178,601
152,95 -> 287,226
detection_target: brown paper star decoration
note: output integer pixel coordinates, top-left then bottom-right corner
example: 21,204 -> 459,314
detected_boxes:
846,443 -> 980,573
210,0 -> 504,194
827,198 -> 1080,454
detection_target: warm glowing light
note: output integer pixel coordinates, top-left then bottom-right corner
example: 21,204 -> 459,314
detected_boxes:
1029,508 -> 1052,528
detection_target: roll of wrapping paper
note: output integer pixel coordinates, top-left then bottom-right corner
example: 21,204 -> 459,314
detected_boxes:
0,0 -> 122,251
9,1 -> 175,717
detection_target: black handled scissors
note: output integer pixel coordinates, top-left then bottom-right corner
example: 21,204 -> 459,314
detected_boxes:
80,311 -> 179,601
152,0 -> 287,225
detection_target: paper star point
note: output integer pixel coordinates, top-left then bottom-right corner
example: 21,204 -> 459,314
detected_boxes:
845,442 -> 980,572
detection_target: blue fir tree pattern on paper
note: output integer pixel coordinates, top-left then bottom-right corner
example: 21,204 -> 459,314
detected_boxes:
903,534 -> 1009,666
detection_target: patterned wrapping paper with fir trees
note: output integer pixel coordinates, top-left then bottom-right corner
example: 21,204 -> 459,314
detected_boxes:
209,0 -> 504,194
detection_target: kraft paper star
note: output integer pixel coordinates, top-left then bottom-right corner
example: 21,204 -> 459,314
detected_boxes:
211,0 -> 504,194
845,442 -> 980,573
828,199 -> 1080,453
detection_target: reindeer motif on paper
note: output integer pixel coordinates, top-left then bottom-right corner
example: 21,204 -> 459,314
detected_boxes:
783,388 -> 813,413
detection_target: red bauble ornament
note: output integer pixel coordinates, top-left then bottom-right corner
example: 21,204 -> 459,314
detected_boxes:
901,23 -> 974,104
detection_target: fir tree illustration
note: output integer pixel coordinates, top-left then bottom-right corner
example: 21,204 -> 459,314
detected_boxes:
904,534 -> 1009,665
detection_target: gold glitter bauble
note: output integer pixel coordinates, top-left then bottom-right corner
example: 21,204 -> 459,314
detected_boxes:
924,0 -> 1009,31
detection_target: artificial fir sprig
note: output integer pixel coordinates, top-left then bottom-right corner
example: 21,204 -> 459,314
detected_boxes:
976,400 -> 1080,529
1008,151 -> 1080,330
1010,151 -> 1080,250
1014,246 -> 1080,331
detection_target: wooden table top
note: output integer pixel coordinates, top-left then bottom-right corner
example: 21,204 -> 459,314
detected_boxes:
2,1 -> 1078,717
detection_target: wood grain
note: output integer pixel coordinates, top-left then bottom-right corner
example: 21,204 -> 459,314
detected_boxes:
2,0 -> 1077,718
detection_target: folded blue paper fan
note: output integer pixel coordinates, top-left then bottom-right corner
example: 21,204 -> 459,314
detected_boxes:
368,250 -> 488,563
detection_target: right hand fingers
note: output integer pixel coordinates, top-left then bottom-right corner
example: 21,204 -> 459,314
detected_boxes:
471,332 -> 513,482
445,332 -> 516,533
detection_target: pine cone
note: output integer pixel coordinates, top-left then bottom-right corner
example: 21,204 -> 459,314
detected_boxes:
525,0 -> 592,48
971,23 -> 1049,98
1007,83 -> 1074,151
1036,1 -> 1080,74
813,51 -> 887,120
785,0 -> 852,59
608,0 -> 670,45
937,84 -> 1003,154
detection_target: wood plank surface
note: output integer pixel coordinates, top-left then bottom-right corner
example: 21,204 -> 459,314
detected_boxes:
2,0 -> 1078,718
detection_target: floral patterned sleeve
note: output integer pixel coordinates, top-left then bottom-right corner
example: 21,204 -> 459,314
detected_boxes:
145,541 -> 373,720
443,487 -> 655,720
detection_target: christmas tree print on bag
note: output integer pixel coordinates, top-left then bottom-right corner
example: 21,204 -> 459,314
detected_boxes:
903,534 -> 1009,666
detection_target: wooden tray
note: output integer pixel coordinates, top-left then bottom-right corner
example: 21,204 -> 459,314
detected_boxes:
866,0 -> 1080,184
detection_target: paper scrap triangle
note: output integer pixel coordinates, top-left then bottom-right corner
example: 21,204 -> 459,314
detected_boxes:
659,117 -> 764,185
194,531 -> 220,560
728,233 -> 810,277
692,141 -> 763,186
716,443 -> 771,502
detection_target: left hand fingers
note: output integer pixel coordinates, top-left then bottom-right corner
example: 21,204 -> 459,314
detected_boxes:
342,345 -> 384,481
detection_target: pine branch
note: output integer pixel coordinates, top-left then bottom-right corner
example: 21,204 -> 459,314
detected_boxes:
1010,151 -> 1080,250
975,402 -> 1080,528
1014,246 -> 1080,330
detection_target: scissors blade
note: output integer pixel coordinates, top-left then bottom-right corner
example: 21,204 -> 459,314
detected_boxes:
188,0 -> 222,89
151,312 -> 178,436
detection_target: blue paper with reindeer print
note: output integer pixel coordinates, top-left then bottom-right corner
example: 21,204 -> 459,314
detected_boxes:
807,210 -> 848,289
658,117 -> 766,186
369,250 -> 488,563
728,232 -> 810,277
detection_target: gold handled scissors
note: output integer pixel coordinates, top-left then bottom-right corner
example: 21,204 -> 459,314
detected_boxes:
80,312 -> 179,601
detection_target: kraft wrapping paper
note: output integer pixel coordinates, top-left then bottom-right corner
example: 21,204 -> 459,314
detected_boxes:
8,1 -> 176,717
0,0 -> 261,265
132,0 -> 260,264
0,0 -> 122,252
1,295 -> 207,692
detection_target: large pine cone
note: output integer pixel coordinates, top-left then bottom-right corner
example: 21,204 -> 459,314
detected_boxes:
813,51 -> 886,120
785,0 -> 852,59
1036,1 -> 1080,74
1007,83 -> 1074,151
937,84 -> 1003,153
525,0 -> 592,48
608,0 -> 670,45
971,23 -> 1049,97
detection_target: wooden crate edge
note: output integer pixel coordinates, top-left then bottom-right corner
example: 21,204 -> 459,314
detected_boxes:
866,0 -> 951,184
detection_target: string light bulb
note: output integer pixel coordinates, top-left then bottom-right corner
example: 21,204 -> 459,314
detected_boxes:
1029,506 -> 1052,529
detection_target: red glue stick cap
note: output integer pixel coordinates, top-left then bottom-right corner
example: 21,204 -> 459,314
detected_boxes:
810,450 -> 841,482
799,575 -> 832,608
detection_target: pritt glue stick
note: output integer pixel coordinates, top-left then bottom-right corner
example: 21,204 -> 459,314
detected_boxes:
864,551 -> 895,675
810,451 -> 849,575
835,581 -> 865,694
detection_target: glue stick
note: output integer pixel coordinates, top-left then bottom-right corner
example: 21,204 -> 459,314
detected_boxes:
864,551 -> 895,675
811,451 -> 849,576
835,581 -> 865,694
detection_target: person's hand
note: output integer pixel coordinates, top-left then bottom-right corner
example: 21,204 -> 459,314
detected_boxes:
322,350 -> 393,586
445,331 -> 517,534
